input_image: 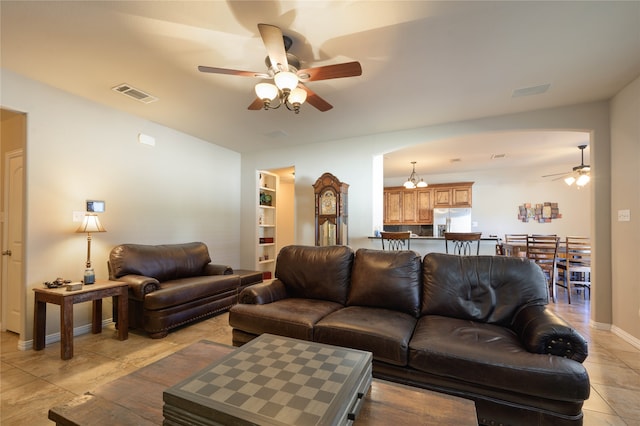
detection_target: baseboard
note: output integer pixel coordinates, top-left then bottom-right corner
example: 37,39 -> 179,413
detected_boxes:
20,318 -> 115,351
611,325 -> 640,350
590,319 -> 640,350
590,319 -> 611,331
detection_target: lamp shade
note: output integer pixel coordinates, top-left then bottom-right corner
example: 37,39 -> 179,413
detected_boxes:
76,213 -> 106,233
274,71 -> 298,92
288,87 -> 307,105
255,82 -> 278,101
576,174 -> 590,187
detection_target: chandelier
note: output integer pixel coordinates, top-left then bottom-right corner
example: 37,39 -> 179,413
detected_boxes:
255,71 -> 307,114
403,161 -> 428,189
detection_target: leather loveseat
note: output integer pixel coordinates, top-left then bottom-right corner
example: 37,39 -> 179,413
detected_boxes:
229,245 -> 590,426
109,242 -> 262,338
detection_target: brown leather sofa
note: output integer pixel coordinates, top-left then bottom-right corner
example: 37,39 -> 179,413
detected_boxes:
229,245 -> 590,426
108,242 -> 262,338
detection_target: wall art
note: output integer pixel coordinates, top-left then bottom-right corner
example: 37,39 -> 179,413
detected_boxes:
518,202 -> 561,223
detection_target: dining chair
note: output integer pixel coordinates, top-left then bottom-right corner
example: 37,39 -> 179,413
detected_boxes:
556,236 -> 591,304
503,234 -> 529,257
444,232 -> 482,255
380,231 -> 411,251
526,235 -> 560,302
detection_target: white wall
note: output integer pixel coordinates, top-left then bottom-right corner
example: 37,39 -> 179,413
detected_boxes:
1,70 -> 242,343
610,75 -> 640,343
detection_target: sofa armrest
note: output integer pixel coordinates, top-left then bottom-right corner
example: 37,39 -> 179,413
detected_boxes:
117,275 -> 160,301
512,304 -> 588,362
238,279 -> 288,305
203,263 -> 234,275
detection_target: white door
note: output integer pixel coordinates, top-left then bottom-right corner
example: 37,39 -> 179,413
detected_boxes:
2,149 -> 24,333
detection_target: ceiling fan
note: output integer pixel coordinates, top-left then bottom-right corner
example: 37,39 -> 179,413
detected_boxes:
198,23 -> 362,113
542,144 -> 591,186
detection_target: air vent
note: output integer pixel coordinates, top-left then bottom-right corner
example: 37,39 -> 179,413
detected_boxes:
491,154 -> 507,159
112,84 -> 158,104
512,83 -> 551,98
264,130 -> 289,138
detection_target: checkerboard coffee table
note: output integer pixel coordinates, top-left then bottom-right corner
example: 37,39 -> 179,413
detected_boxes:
163,334 -> 373,426
49,339 -> 477,425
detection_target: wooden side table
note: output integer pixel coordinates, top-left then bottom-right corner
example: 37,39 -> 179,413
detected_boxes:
33,279 -> 128,360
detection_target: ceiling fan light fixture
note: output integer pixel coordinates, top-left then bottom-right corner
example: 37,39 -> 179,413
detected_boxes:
255,82 -> 278,101
564,176 -> 576,186
274,71 -> 298,92
576,173 -> 590,187
288,87 -> 307,109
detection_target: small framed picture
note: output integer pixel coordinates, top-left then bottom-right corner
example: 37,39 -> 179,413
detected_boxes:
86,200 -> 105,213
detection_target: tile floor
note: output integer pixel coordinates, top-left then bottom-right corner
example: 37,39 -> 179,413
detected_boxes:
1,289 -> 639,425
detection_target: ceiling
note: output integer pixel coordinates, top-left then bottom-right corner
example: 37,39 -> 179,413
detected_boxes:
2,1 -> 639,180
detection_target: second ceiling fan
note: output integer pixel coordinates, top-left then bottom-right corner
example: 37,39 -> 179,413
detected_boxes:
198,23 -> 362,113
542,145 -> 591,186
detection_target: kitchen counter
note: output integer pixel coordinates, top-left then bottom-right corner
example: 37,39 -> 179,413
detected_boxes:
368,236 -> 499,256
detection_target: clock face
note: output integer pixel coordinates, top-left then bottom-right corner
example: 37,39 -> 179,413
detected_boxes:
320,190 -> 337,215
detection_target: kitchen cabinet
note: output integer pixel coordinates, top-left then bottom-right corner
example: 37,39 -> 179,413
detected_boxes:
402,191 -> 417,222
417,189 -> 433,223
384,182 -> 472,225
384,190 -> 403,223
384,188 -> 431,224
433,183 -> 473,207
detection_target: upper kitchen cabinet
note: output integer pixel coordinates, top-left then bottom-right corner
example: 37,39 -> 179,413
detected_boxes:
384,182 -> 472,225
384,189 -> 404,223
432,183 -> 473,208
416,189 -> 433,223
384,187 -> 432,225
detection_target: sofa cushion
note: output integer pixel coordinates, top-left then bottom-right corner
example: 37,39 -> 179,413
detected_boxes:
109,242 -> 212,282
348,249 -> 421,317
314,306 -> 417,366
421,253 -> 548,325
228,299 -> 343,341
274,245 -> 354,304
143,275 -> 239,310
409,315 -> 590,401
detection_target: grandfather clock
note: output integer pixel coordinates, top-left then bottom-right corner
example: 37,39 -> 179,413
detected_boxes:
313,172 -> 349,246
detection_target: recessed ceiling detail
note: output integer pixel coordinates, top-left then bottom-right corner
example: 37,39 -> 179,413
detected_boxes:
112,84 -> 158,104
512,83 -> 551,98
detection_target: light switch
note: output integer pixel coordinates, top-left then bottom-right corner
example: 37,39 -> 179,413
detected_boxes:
617,209 -> 631,222
73,211 -> 85,222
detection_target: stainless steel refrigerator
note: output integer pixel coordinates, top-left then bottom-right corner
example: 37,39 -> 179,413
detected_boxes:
433,208 -> 472,237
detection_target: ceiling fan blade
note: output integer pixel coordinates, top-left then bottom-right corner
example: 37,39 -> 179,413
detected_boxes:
258,23 -> 288,72
541,171 -> 570,178
298,61 -> 362,82
198,66 -> 268,78
300,84 -> 333,112
248,98 -> 264,110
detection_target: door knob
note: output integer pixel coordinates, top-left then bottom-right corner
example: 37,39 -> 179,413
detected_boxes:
2,250 -> 12,256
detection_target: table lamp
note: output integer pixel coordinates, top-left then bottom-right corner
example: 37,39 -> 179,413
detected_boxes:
75,213 -> 106,284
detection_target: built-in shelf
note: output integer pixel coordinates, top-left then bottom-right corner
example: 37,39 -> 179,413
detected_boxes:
256,171 -> 278,279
